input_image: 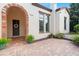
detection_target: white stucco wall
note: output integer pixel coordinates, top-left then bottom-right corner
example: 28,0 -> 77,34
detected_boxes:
56,9 -> 70,34
0,3 -> 52,40
54,12 -> 60,34
50,3 -> 57,34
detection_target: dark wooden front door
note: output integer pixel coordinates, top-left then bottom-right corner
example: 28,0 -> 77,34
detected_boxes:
13,20 -> 20,36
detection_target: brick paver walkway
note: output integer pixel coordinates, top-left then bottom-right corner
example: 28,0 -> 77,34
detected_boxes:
0,38 -> 79,56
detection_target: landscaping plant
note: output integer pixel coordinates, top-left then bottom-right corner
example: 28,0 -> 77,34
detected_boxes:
26,35 -> 34,43
48,33 -> 53,38
0,38 -> 11,50
72,36 -> 79,45
53,33 -> 64,39
74,24 -> 79,33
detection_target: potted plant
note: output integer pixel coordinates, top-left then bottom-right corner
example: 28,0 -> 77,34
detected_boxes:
0,38 -> 11,50
26,35 -> 34,43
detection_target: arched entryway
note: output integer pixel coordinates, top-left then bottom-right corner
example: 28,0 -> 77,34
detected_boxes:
2,4 -> 29,40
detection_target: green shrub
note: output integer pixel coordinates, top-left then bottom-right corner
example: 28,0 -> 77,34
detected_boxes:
26,35 -> 34,43
47,33 -> 53,38
0,38 -> 11,50
54,33 -> 64,39
72,36 -> 79,45
74,24 -> 79,33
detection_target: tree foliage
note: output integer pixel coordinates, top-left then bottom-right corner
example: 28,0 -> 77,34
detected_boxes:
70,3 -> 79,19
70,3 -> 79,32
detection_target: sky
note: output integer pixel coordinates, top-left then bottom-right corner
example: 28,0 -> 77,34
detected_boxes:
41,3 -> 70,9
57,3 -> 70,8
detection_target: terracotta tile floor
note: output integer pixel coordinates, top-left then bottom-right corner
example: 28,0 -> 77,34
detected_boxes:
0,38 -> 79,56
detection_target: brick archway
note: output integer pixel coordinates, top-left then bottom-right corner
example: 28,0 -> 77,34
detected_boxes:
2,3 -> 29,38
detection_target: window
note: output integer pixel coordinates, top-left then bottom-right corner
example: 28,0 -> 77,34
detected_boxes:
64,17 -> 67,30
39,12 -> 44,32
45,14 -> 49,32
39,12 -> 50,33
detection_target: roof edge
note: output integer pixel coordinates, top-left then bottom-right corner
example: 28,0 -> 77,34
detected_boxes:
32,3 -> 52,12
56,7 -> 70,14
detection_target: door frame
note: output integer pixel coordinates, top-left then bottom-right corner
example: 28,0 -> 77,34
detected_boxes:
12,19 -> 20,36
